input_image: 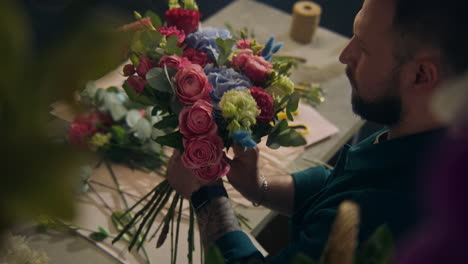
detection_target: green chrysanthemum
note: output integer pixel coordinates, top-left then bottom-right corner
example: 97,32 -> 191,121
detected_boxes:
265,75 -> 294,102
89,133 -> 112,151
219,90 -> 260,136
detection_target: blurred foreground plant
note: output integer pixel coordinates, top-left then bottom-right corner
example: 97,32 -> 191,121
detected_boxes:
0,0 -> 128,234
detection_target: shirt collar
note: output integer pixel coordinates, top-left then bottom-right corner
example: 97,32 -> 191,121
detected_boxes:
344,128 -> 447,172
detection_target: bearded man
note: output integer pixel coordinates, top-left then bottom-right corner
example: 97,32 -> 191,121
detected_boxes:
167,0 -> 468,262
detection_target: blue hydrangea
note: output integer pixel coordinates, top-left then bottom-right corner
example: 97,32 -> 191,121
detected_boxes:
205,64 -> 252,105
186,26 -> 232,59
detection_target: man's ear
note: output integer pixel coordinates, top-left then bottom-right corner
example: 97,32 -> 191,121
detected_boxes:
412,59 -> 440,94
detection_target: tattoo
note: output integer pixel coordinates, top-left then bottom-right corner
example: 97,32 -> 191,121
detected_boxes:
196,196 -> 241,246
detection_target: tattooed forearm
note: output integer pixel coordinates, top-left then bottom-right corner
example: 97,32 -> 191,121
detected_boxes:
196,196 -> 241,246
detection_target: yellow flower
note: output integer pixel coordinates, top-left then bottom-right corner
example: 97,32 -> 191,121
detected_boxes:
89,133 -> 112,151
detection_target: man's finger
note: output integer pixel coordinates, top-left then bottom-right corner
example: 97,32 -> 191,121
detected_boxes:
232,144 -> 259,159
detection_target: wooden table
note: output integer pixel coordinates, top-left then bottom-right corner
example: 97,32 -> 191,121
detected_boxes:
17,1 -> 363,263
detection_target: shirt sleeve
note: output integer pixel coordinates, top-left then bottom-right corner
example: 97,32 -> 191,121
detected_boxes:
216,230 -> 265,264
291,166 -> 332,211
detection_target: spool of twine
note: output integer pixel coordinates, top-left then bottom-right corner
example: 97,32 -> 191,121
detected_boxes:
290,1 -> 322,44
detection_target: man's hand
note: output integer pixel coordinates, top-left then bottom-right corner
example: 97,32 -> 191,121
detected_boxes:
166,150 -> 202,199
227,145 -> 262,202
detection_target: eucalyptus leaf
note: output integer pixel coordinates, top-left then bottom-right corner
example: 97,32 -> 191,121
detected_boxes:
134,118 -> 152,140
104,93 -> 128,121
126,109 -> 143,128
146,68 -> 173,93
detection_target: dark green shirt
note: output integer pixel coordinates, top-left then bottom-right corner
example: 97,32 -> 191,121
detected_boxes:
217,128 -> 446,263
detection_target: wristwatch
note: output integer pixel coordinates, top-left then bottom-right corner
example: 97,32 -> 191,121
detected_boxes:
191,185 -> 228,212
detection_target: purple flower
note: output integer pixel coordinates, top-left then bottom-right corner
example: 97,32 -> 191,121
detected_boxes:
186,27 -> 232,59
204,64 -> 252,105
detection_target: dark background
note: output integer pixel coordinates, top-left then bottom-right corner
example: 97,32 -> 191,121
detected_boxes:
18,0 -> 363,52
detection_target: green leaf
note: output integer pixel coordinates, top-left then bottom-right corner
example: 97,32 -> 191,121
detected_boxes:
89,226 -> 109,242
154,114 -> 179,129
286,110 -> 294,121
204,246 -> 224,264
166,35 -> 179,50
144,10 -> 162,28
110,125 -> 127,145
277,128 -> 307,147
267,120 -> 306,148
287,91 -> 301,113
146,68 -> 173,93
123,81 -> 154,106
155,131 -> 184,151
131,30 -> 163,55
215,38 -> 236,66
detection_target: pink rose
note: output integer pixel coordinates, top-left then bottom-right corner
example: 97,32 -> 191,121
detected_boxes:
192,157 -> 230,183
174,64 -> 212,105
231,50 -> 272,83
183,48 -> 211,67
179,100 -> 217,137
231,49 -> 253,68
236,39 -> 254,50
158,55 -> 192,70
182,134 -> 224,169
137,56 -> 155,78
157,26 -> 186,45
127,76 -> 147,94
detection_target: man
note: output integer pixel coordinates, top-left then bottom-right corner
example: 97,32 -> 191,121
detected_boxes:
168,0 -> 468,262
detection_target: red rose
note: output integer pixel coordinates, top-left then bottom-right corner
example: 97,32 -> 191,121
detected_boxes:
69,112 -> 112,148
158,55 -> 192,70
183,48 -> 211,67
157,26 -> 186,45
231,50 -> 272,83
127,76 -> 147,94
174,64 -> 212,104
182,134 -> 224,169
165,8 -> 202,34
87,112 -> 113,132
137,56 -> 155,78
123,64 -> 136,76
250,86 -> 275,123
192,157 -> 230,183
179,100 -> 217,137
69,115 -> 95,148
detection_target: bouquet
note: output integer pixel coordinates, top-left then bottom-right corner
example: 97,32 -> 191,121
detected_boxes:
69,83 -> 166,171
110,0 -> 307,262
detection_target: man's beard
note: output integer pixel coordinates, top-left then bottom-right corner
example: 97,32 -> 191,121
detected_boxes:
346,67 -> 403,126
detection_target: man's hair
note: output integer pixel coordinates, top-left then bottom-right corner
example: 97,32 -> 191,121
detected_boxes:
392,0 -> 468,76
